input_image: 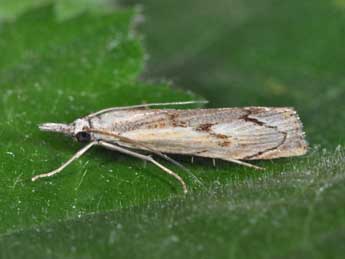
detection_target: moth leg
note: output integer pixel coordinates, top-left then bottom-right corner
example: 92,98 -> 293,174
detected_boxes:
191,156 -> 194,164
220,157 -> 264,170
32,141 -> 98,181
212,158 -> 216,167
86,127 -> 203,188
98,141 -> 188,194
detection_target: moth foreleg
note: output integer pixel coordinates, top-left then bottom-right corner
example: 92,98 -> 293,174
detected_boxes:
220,157 -> 264,170
98,141 -> 188,194
32,141 -> 98,181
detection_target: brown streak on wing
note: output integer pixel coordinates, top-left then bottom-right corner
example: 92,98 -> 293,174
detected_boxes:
196,123 -> 231,147
196,123 -> 214,132
240,107 -> 307,160
240,108 -> 288,160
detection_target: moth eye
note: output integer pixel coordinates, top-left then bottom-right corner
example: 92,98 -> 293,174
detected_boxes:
76,131 -> 91,142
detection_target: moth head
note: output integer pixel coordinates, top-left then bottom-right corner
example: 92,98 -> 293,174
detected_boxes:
39,118 -> 93,143
72,119 -> 93,142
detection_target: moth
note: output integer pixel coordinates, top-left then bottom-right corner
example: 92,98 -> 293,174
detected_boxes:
32,101 -> 308,193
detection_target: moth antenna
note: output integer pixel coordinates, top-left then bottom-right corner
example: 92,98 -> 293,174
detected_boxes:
87,100 -> 208,118
220,157 -> 264,170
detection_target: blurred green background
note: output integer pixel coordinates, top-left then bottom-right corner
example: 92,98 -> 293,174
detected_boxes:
0,0 -> 344,258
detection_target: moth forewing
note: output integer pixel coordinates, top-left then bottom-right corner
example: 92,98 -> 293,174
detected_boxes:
32,102 -> 308,194
87,107 -> 308,161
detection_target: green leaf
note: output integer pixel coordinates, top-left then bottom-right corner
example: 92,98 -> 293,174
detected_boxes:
0,0 -> 50,21
1,148 -> 345,258
54,0 -> 117,21
0,0 -> 114,21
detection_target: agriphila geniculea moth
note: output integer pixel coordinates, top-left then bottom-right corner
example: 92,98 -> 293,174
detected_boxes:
32,101 -> 308,193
